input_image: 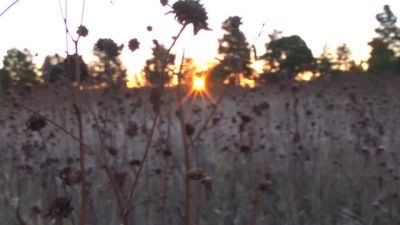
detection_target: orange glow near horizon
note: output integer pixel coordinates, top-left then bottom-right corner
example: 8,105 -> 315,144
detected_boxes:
295,71 -> 320,81
125,61 -> 325,89
192,74 -> 206,92
127,73 -> 146,88
179,68 -> 218,110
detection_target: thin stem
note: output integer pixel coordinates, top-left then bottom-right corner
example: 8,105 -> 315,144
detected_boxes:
250,190 -> 260,225
186,86 -> 228,150
80,0 -> 86,25
0,0 -> 20,17
127,112 -> 159,200
161,24 -> 187,71
74,104 -> 88,225
58,0 -> 76,51
58,0 -> 70,53
126,24 -> 188,216
175,51 -> 192,225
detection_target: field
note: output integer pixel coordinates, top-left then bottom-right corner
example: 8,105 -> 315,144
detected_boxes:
1,75 -> 400,225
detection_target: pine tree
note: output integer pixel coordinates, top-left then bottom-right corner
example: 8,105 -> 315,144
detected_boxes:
335,44 -> 352,71
211,16 -> 252,83
93,38 -> 126,87
375,5 -> 400,55
143,40 -> 175,86
317,45 -> 333,74
1,48 -> 38,88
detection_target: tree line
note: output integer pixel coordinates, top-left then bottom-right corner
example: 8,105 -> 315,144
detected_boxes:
0,4 -> 399,91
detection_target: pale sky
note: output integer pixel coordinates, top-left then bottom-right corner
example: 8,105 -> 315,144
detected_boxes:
1,0 -> 399,75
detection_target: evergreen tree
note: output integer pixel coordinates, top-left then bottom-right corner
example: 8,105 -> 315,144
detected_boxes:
0,69 -> 12,91
41,54 -> 67,83
211,16 -> 252,83
375,5 -> 400,55
368,38 -> 398,73
1,48 -> 38,88
367,5 -> 400,74
93,38 -> 127,87
317,45 -> 333,74
335,44 -> 352,71
143,40 -> 175,86
262,35 -> 313,79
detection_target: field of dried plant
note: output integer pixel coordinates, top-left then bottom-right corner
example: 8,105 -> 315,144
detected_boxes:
1,75 -> 400,225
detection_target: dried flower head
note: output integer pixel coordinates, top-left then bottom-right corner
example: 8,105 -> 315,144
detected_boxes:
107,146 -> 118,156
128,38 -> 140,52
126,121 -> 138,137
185,123 -> 195,136
186,168 -> 206,180
26,115 -> 46,131
258,180 -> 273,191
77,25 -> 89,37
171,0 -> 210,35
162,148 -> 173,158
46,197 -> 73,218
160,0 -> 169,6
94,38 -> 123,59
59,167 -> 81,186
129,159 -> 141,167
200,176 -> 212,190
240,114 -> 251,123
240,145 -> 251,153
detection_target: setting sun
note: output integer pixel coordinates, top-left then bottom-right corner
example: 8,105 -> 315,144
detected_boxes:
192,74 -> 206,92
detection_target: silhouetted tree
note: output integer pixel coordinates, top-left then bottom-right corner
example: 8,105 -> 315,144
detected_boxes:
211,16 -> 252,84
0,69 -> 12,91
368,38 -> 399,73
41,54 -> 67,83
367,5 -> 400,74
1,48 -> 38,88
262,35 -> 313,79
93,38 -> 127,87
335,44 -> 352,71
375,5 -> 400,55
317,45 -> 333,74
143,40 -> 175,86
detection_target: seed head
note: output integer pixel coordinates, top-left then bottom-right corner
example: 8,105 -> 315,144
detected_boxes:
128,38 -> 140,52
200,176 -> 212,190
77,25 -> 89,37
171,0 -> 210,35
59,167 -> 81,186
186,168 -> 206,180
94,38 -> 123,59
258,179 -> 273,191
160,0 -> 169,6
126,121 -> 138,137
46,197 -> 73,218
26,115 -> 46,131
185,123 -> 195,136
107,146 -> 118,156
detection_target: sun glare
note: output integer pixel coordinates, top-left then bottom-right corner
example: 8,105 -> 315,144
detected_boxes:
127,73 -> 145,88
192,74 -> 206,92
295,71 -> 320,81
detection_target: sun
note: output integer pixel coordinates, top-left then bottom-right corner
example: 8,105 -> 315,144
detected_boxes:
192,74 -> 206,92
